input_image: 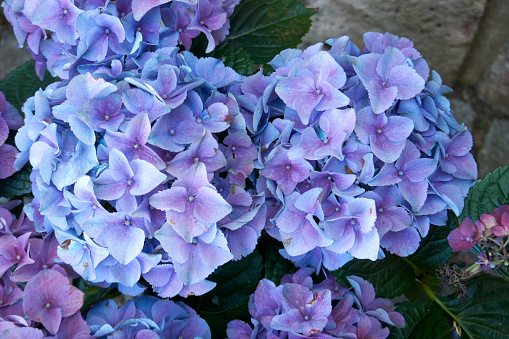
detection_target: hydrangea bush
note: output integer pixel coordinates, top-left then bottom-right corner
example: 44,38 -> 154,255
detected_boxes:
0,0 -> 508,337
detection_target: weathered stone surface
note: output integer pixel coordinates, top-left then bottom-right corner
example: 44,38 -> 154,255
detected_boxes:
476,119 -> 509,178
300,0 -> 486,85
477,39 -> 509,117
450,99 -> 476,131
0,13 -> 32,81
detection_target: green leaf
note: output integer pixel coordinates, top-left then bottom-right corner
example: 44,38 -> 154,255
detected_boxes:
203,250 -> 263,310
460,165 -> 509,223
388,301 -> 453,339
264,239 -> 296,284
0,165 -> 32,198
408,214 -> 456,271
190,35 -> 255,76
210,41 -> 255,76
441,274 -> 509,339
227,0 -> 316,64
330,254 -> 416,298
0,60 -> 57,111
200,302 -> 250,339
495,266 -> 509,282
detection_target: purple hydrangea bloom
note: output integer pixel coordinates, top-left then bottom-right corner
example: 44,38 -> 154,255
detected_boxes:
353,47 -> 425,113
23,268 -> 84,334
274,188 -> 333,256
150,162 -> 231,242
275,51 -> 349,125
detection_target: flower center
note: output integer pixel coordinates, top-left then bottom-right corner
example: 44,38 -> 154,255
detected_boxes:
104,28 -> 110,34
378,208 -> 384,213
104,115 -> 110,120
16,255 -> 21,260
192,238 -> 198,244
127,179 -> 133,185
377,129 -> 382,134
133,144 -> 140,149
162,94 -> 168,99
170,129 -> 175,135
178,28 -> 183,33
189,196 -> 195,202
45,303 -> 51,309
398,170 -> 404,176
63,9 -> 69,14
194,157 -> 199,163
231,146 -> 236,151
304,315 -> 309,321
200,20 -> 205,25
137,27 -> 142,32
286,165 -> 291,170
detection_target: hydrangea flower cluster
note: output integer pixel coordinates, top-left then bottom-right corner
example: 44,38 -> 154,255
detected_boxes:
227,268 -> 404,338
3,0 -> 239,79
0,91 -> 22,180
448,205 -> 509,270
85,295 -> 211,338
230,32 -> 477,271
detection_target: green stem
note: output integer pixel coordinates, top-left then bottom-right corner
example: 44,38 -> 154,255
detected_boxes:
421,283 -> 473,338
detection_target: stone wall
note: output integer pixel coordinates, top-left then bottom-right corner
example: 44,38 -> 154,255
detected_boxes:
0,1 -> 508,178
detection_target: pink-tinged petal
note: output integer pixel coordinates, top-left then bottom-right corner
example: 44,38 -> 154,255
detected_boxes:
37,307 -> 62,334
375,47 -> 406,79
402,158 -> 437,182
281,219 -> 333,256
314,82 -> 350,111
388,65 -> 425,100
126,112 -> 151,145
349,227 -> 380,260
0,144 -> 18,179
132,0 -> 173,21
105,225 -> 145,264
0,117 -> 8,145
68,115 -> 95,145
194,187 -> 232,224
0,327 -> 44,338
52,285 -> 85,316
130,159 -> 167,196
353,53 -> 381,85
398,179 -> 428,211
275,76 -> 321,125
149,187 -> 188,212
383,116 -> 414,142
365,80 -> 398,114
107,149 -> 134,179
325,223 -> 356,254
447,129 -> 473,156
370,134 -> 406,163
380,227 -> 421,256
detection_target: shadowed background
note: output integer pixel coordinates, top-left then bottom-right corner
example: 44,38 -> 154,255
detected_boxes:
1,0 -> 508,177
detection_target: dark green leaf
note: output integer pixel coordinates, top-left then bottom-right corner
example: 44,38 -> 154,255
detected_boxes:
0,60 -> 58,111
495,266 -> 509,282
0,165 -> 32,198
408,214 -> 456,271
200,302 -> 250,339
190,35 -> 255,76
210,41 -> 255,76
330,254 -> 416,298
227,0 -> 316,64
264,240 -> 296,284
388,301 -> 453,339
460,165 -> 509,223
441,274 -> 509,339
203,250 -> 263,310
